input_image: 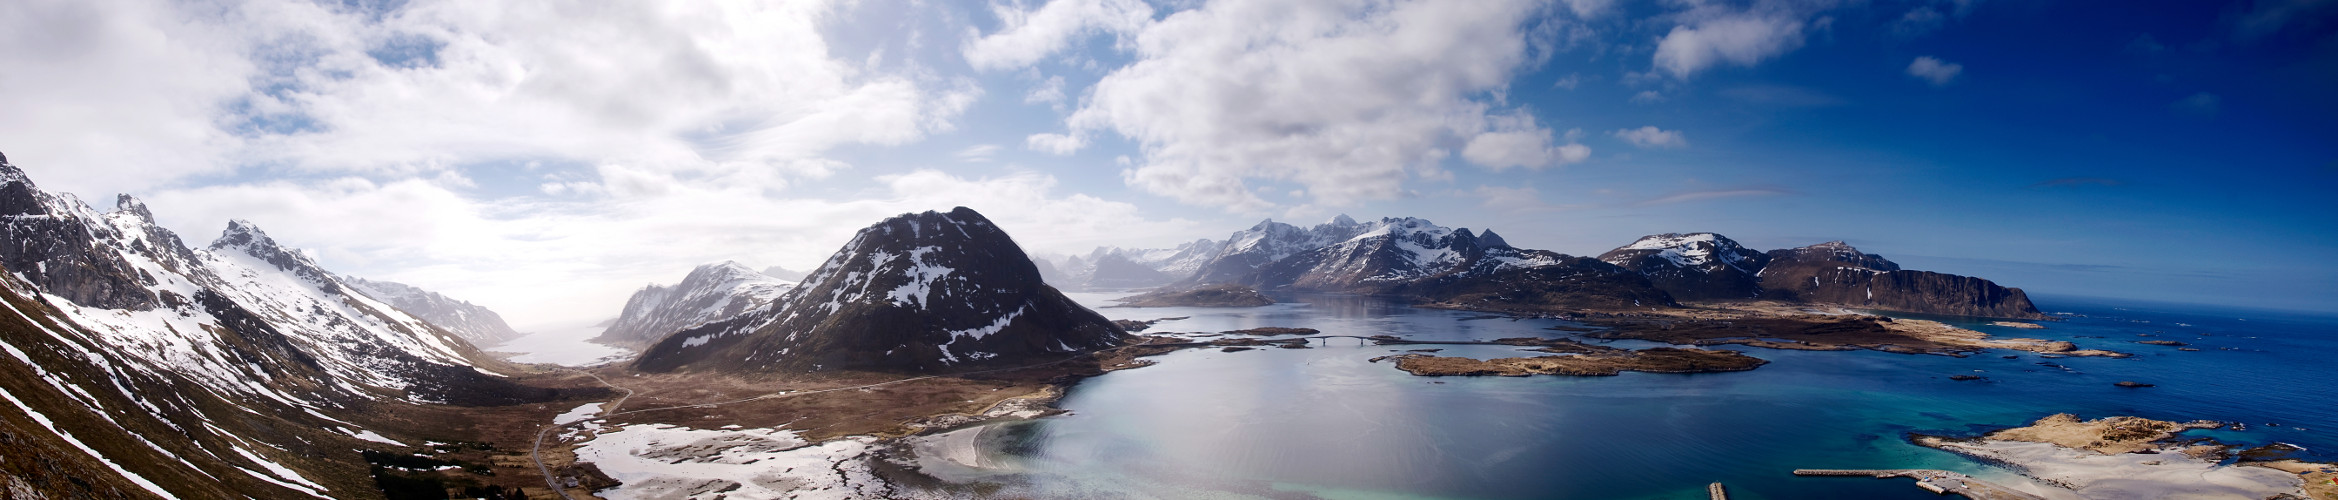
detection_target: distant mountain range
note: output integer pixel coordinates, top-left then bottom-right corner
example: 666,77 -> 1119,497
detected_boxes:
1056,217 -> 2044,319
345,276 -> 523,345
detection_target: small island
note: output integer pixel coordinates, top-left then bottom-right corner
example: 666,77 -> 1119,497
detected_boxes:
1112,284 -> 1277,307
1388,339 -> 1767,377
1575,302 -> 2128,358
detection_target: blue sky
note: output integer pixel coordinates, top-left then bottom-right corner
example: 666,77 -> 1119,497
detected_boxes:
1,0 -> 2331,328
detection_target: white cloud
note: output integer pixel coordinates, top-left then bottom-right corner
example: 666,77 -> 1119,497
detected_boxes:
1025,74 -> 1068,106
1473,185 -> 1551,214
143,168 -> 1196,330
1653,12 -> 1806,78
1907,56 -> 1964,87
1612,126 -> 1688,149
956,144 -> 1003,162
1630,90 -> 1667,104
0,0 -> 253,197
1055,0 -> 1555,212
1026,133 -> 1086,154
962,0 -> 1155,71
1552,73 -> 1582,90
0,0 -> 980,197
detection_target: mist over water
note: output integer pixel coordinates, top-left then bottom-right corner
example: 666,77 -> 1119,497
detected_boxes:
926,292 -> 2338,499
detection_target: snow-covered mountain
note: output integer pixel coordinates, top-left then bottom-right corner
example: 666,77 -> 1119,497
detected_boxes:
0,153 -> 583,498
345,276 -> 523,345
1596,233 -> 1769,301
595,261 -> 796,346
1180,215 -> 1374,285
635,207 -> 1127,373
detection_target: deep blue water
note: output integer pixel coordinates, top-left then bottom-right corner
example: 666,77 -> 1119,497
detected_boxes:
928,293 -> 2338,499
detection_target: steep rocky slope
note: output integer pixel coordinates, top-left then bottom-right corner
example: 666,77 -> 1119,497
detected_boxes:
345,277 -> 522,345
0,153 -> 588,498
1759,242 -> 2045,319
595,261 -> 795,347
635,207 -> 1128,373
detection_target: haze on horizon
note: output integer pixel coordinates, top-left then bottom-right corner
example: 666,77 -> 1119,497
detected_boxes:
1,0 -> 2331,329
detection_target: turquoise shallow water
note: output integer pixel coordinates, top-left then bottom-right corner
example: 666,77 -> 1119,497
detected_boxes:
934,293 -> 2338,499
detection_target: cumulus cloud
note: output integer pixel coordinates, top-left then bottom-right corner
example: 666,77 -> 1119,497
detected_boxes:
1612,126 -> 1688,149
961,0 -> 1154,70
1031,0 -> 1557,211
1,0 -> 982,197
1907,56 -> 1964,86
1630,90 -> 1667,104
1653,12 -> 1806,78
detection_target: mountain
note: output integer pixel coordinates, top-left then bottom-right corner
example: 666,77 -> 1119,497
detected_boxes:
345,277 -> 523,345
0,153 -> 586,498
1757,241 -> 2046,319
1247,217 -> 1500,292
1596,233 -> 1769,301
1182,215 -> 1373,285
595,261 -> 796,346
760,266 -> 808,282
635,207 -> 1129,373
1037,238 -> 1226,290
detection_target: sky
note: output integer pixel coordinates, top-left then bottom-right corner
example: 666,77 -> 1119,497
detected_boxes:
2,0 -> 2332,330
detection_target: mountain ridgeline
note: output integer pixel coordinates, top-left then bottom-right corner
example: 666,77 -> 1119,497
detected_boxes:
0,152 -> 591,499
345,276 -> 523,345
635,207 -> 1128,374
1078,219 -> 2044,320
596,261 -> 797,347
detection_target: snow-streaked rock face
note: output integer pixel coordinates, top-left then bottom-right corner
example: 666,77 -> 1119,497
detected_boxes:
0,152 -> 585,499
635,207 -> 1127,373
595,261 -> 795,346
1181,215 -> 1373,285
1597,232 -> 1770,301
345,277 -> 522,345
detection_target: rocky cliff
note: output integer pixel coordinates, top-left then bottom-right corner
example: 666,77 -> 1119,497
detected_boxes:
1758,241 -> 2046,319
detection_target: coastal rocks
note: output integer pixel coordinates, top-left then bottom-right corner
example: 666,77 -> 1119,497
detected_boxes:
1388,347 -> 1767,377
1580,310 -> 2128,358
1914,414 -> 2331,499
1992,321 -> 2047,329
2114,381 -> 2156,388
2136,340 -> 2188,346
1950,374 -> 1987,381
1111,284 -> 1274,307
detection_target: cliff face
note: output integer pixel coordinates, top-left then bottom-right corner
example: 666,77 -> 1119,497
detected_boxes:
635,207 -> 1127,374
1758,242 -> 2045,319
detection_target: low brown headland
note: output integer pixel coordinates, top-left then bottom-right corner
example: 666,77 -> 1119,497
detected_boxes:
1111,284 -> 1276,307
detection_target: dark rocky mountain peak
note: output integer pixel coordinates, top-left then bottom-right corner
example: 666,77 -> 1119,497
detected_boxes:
635,207 -> 1128,373
1476,229 -> 1510,249
1767,241 -> 1901,272
209,219 -> 342,292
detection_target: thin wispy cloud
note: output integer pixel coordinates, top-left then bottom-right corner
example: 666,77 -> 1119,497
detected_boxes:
1634,188 -> 1793,206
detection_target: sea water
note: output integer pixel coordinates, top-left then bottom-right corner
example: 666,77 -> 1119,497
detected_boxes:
927,293 -> 2338,499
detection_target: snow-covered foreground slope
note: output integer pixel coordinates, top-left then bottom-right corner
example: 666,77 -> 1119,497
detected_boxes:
0,152 -> 578,498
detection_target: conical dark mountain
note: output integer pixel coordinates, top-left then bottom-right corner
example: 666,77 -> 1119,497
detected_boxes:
1757,241 -> 2045,319
1597,233 -> 1769,301
595,261 -> 795,346
636,207 -> 1128,373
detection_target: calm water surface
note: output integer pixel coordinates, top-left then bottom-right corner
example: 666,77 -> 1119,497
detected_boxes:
921,292 -> 2338,499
